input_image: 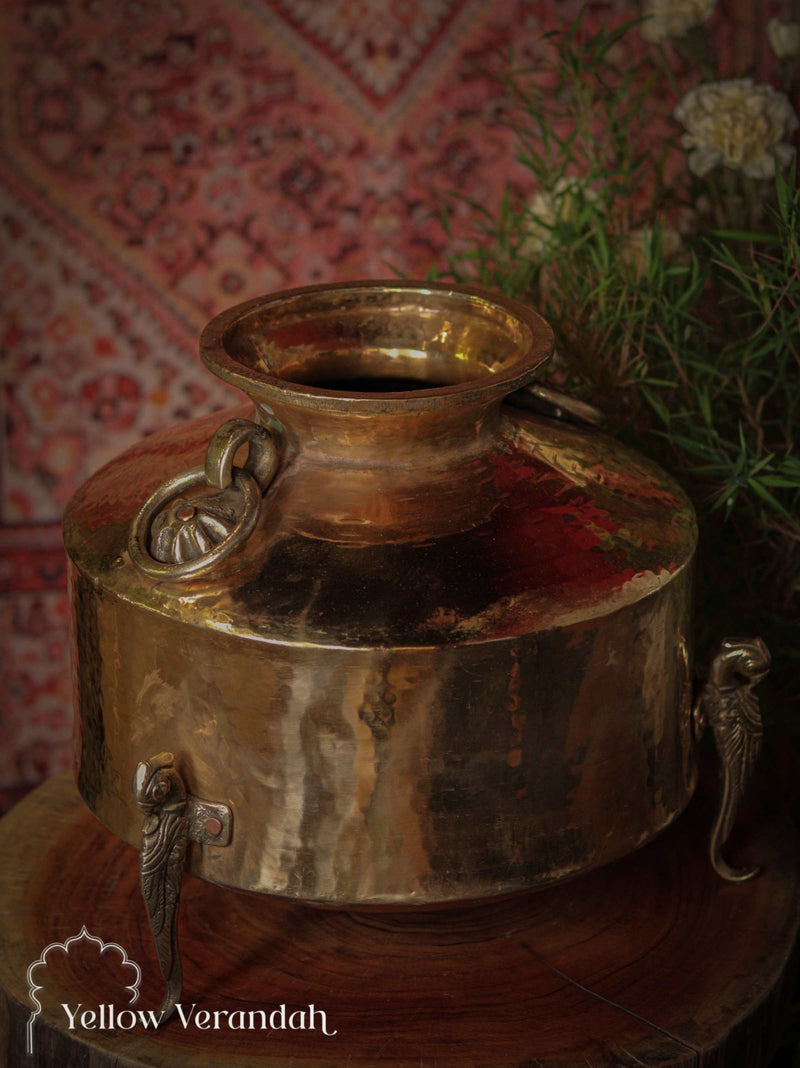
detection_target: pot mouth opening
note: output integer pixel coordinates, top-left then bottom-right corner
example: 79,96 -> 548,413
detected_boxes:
201,282 -> 553,410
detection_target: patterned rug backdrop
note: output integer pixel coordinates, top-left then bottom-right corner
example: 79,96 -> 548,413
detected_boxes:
0,0 -> 778,797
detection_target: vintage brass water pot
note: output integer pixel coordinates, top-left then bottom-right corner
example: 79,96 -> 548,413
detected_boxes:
64,282 -> 768,1010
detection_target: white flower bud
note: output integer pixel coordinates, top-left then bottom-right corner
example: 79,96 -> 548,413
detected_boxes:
641,0 -> 715,43
519,178 -> 598,257
620,227 -> 682,279
767,18 -> 800,60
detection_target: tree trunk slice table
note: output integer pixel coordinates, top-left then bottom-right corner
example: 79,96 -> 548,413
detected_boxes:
0,773 -> 797,1067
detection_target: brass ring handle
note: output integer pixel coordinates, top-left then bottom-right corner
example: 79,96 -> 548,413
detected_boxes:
509,382 -> 606,428
205,417 -> 279,491
128,418 -> 278,581
128,466 -> 261,580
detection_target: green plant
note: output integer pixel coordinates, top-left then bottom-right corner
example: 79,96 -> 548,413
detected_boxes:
435,8 -> 800,724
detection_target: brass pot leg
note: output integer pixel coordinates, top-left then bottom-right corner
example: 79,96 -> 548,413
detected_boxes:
133,753 -> 232,1018
693,638 -> 771,882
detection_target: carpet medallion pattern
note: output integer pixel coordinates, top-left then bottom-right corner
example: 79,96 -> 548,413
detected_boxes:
0,0 -> 713,792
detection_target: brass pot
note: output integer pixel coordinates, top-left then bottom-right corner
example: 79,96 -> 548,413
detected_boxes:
65,282 -> 701,910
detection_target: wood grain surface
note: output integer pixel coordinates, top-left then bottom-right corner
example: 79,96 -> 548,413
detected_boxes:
0,773 -> 797,1067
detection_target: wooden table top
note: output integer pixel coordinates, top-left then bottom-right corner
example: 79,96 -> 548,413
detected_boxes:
0,772 -> 797,1067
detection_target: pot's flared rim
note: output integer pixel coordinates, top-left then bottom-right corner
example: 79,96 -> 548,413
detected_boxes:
200,280 -> 554,413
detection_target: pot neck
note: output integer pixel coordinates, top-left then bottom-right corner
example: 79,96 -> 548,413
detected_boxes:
255,391 -> 505,464
200,282 -> 554,543
251,392 -> 510,544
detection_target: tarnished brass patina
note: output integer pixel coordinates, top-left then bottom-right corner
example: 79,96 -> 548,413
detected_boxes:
66,280 -> 743,913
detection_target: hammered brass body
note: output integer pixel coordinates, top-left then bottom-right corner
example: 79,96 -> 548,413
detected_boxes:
64,283 -> 697,906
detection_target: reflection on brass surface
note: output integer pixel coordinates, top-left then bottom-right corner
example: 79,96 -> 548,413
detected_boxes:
133,752 -> 233,1016
66,282 -> 700,905
129,418 -> 278,580
695,638 -> 771,882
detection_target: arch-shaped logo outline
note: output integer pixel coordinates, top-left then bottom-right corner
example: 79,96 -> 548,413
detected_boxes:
26,926 -> 141,1056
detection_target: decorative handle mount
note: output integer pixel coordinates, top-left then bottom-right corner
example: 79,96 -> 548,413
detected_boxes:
129,418 -> 278,580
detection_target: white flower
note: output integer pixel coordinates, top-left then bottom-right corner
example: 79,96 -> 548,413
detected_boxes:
641,0 -> 715,43
767,19 -> 800,60
674,79 -> 799,178
519,178 -> 598,257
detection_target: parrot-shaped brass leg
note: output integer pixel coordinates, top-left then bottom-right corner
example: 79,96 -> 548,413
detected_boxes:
133,753 -> 233,1020
694,637 -> 771,882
